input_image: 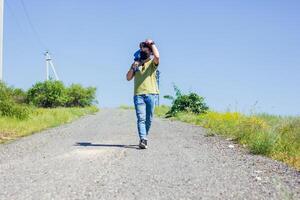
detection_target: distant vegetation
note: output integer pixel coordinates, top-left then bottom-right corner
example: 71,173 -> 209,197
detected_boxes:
27,81 -> 97,108
154,86 -> 300,171
119,105 -> 134,110
0,82 -> 30,119
164,85 -> 209,117
0,81 -> 98,143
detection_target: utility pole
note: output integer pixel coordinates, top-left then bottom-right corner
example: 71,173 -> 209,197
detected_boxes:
0,0 -> 4,81
44,51 -> 59,81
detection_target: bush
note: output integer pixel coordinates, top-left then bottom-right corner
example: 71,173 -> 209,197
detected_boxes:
0,100 -> 31,119
26,81 -> 98,108
0,82 -> 27,103
0,80 -> 98,119
66,84 -> 97,107
11,88 -> 27,104
26,81 -> 68,108
164,85 -> 209,117
0,82 -> 30,119
0,81 -> 13,102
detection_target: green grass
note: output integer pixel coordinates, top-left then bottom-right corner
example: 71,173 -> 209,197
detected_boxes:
154,105 -> 170,117
154,106 -> 300,171
0,106 -> 99,144
119,105 -> 134,110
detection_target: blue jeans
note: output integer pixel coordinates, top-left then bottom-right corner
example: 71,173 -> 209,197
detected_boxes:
134,94 -> 157,140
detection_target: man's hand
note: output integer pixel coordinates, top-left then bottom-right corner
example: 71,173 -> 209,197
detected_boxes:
145,39 -> 160,66
145,39 -> 154,45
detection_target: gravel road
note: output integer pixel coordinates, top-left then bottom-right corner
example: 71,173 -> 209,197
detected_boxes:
0,109 -> 299,200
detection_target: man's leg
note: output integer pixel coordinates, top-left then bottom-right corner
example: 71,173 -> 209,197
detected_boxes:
145,94 -> 157,136
134,95 -> 147,140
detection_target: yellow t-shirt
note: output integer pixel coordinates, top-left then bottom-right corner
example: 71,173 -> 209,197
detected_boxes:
134,59 -> 159,95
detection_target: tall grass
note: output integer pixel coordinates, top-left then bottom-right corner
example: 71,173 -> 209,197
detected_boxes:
154,106 -> 300,171
0,106 -> 99,144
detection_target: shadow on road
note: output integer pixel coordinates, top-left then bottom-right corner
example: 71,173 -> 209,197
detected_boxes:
74,142 -> 140,149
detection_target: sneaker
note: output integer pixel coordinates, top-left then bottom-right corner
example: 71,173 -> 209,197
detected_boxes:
139,139 -> 148,149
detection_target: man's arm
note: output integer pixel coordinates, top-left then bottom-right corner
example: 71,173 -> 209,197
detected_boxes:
146,39 -> 160,66
126,61 -> 139,81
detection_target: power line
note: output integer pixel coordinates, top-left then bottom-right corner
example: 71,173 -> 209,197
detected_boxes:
4,0 -> 25,35
19,0 -> 47,50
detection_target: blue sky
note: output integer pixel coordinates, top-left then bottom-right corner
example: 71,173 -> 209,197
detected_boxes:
3,0 -> 300,115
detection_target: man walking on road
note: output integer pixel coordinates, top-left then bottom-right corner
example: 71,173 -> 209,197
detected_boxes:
126,39 -> 160,149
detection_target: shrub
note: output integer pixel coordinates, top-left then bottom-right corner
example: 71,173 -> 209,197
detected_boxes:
0,100 -> 31,119
26,81 -> 68,108
0,82 -> 30,119
11,88 -> 27,104
164,85 -> 209,117
0,81 -> 13,102
66,84 -> 97,107
0,82 -> 27,103
26,81 -> 98,108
